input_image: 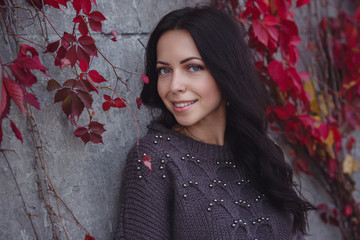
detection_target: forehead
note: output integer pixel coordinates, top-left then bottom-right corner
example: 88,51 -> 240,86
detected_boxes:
156,30 -> 201,61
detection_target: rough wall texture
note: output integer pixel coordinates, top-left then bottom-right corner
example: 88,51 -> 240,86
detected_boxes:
0,0 -> 358,240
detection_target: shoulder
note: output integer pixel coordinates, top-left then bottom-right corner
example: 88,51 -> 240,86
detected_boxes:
124,121 -> 183,180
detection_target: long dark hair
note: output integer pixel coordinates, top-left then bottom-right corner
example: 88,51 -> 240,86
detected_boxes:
141,6 -> 314,234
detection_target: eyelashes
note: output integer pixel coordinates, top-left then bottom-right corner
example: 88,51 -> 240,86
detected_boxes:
156,64 -> 204,75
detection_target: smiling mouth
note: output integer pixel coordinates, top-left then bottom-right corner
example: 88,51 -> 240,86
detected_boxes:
173,100 -> 197,108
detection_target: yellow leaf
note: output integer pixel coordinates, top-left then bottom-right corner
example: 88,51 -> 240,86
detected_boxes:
343,154 -> 360,175
303,80 -> 328,116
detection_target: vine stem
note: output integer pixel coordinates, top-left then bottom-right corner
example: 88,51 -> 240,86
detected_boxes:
1,150 -> 40,240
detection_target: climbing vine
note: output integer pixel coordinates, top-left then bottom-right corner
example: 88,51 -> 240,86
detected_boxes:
0,0 -> 147,238
212,0 -> 360,239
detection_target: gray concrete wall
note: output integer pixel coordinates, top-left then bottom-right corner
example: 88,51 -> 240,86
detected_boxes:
0,0 -> 358,239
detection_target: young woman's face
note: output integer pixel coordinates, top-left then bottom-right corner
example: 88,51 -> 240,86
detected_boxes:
156,30 -> 226,128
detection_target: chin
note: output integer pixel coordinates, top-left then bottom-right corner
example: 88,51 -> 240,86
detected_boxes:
174,116 -> 197,127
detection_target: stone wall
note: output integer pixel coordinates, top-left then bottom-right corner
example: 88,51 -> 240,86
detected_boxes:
0,0 -> 358,239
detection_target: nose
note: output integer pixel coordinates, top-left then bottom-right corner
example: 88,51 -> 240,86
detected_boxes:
169,70 -> 186,93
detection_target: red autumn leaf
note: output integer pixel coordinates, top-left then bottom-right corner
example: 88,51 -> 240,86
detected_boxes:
45,40 -> 60,53
317,203 -> 329,211
82,43 -> 97,57
26,0 -> 43,9
44,0 -> 60,9
13,45 -> 46,72
344,205 -> 353,217
63,32 -> 77,43
84,76 -> 98,93
88,18 -> 102,32
89,132 -> 102,143
90,0 -> 96,5
296,0 -> 310,8
55,46 -> 67,66
79,20 -> 89,36
136,97 -> 142,109
62,91 -> 85,119
77,90 -> 93,109
8,64 -> 37,86
88,121 -> 105,135
77,46 -> 90,66
252,20 -> 268,46
79,59 -> 89,72
272,102 -> 296,121
78,36 -> 95,45
72,0 -> 81,13
103,94 -> 111,101
80,0 -> 91,15
47,79 -> 61,91
74,126 -> 88,137
112,98 -> 126,108
23,91 -> 40,110
65,45 -> 77,67
73,15 -> 83,23
319,123 -> 330,141
110,30 -> 117,42
89,11 -> 107,21
3,76 -> 26,113
141,74 -> 149,84
346,137 -> 356,152
84,233 -> 96,240
326,158 -> 338,179
0,83 -> 10,118
354,5 -> 360,23
268,60 -> 288,92
88,70 -> 106,83
80,132 -> 90,144
10,120 -> 23,143
142,155 -> 152,173
54,87 -> 71,103
102,101 -> 111,111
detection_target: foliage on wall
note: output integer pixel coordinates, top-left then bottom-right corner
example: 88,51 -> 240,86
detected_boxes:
212,0 -> 360,239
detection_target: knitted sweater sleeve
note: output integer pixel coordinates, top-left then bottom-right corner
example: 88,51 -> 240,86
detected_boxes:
114,144 -> 173,240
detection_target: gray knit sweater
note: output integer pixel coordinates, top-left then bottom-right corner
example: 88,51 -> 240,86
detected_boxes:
115,122 -> 303,240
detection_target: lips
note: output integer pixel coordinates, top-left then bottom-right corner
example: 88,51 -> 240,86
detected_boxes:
171,100 -> 197,112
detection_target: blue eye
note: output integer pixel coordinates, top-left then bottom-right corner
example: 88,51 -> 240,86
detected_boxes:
158,68 -> 171,75
188,65 -> 203,72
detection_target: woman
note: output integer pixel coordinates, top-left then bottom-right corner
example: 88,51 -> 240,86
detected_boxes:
115,6 -> 313,240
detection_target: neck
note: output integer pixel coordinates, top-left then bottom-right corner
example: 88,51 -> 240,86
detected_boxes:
174,119 -> 226,146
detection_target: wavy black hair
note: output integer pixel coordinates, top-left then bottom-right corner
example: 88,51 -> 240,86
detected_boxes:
141,6 -> 314,234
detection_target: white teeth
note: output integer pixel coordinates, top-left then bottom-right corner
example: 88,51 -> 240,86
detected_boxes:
174,101 -> 195,108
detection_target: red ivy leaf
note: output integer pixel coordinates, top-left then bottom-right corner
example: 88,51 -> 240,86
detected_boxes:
110,30 -> 117,42
354,5 -> 360,23
88,70 -> 106,83
103,94 -> 111,101
136,97 -> 142,109
141,74 -> 149,84
89,132 -> 102,143
84,234 -> 96,240
88,121 -> 105,135
13,45 -> 46,72
77,46 -> 90,67
346,137 -> 356,152
102,101 -> 110,111
79,20 -> 89,36
77,90 -> 93,109
326,158 -> 338,179
55,46 -> 67,66
72,0 -> 81,13
62,91 -> 84,119
79,59 -> 89,72
113,98 -> 126,108
23,91 -> 40,110
296,0 -> 310,8
82,43 -> 97,57
142,155 -> 152,173
78,36 -> 95,45
345,205 -> 353,217
3,76 -> 26,113
45,40 -> 60,53
54,87 -> 71,103
47,79 -> 61,91
8,64 -> 37,87
63,32 -> 77,43
10,120 -> 23,143
0,82 -> 10,118
88,18 -> 102,32
65,45 -> 77,67
89,11 -> 107,21
74,127 -> 88,137
80,0 -> 91,15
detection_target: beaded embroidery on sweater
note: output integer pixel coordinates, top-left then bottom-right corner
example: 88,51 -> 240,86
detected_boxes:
115,121 -> 303,240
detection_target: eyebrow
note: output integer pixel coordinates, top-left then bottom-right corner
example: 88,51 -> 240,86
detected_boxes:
156,56 -> 202,65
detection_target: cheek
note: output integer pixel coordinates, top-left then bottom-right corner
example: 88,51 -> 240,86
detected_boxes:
157,80 -> 167,101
